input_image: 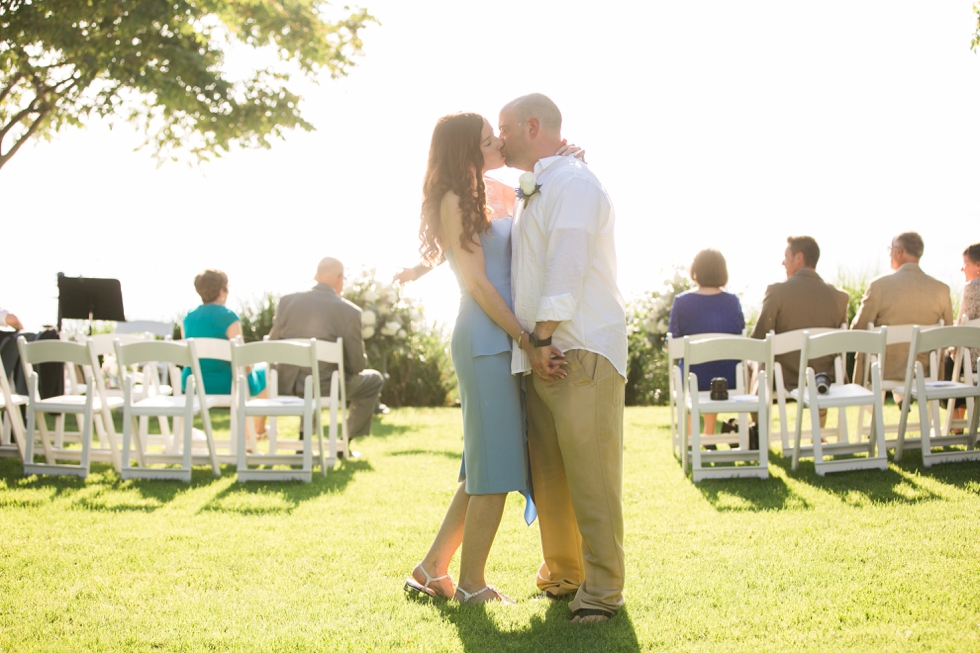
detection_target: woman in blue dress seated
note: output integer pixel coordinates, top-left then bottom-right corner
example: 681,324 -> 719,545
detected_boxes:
182,269 -> 267,434
667,248 -> 745,435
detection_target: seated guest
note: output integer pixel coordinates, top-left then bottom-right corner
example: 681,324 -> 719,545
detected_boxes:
668,248 -> 745,435
0,306 -> 24,331
182,269 -> 267,433
958,241 -> 980,329
751,236 -> 849,391
851,232 -> 954,381
269,257 -> 384,441
946,242 -> 980,423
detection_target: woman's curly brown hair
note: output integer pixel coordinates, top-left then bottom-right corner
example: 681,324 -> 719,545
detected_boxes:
419,112 -> 491,265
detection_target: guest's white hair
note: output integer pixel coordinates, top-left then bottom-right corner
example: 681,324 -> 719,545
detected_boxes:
502,93 -> 562,132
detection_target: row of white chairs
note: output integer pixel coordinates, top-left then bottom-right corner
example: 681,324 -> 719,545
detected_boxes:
0,335 -> 350,483
667,322 -> 980,481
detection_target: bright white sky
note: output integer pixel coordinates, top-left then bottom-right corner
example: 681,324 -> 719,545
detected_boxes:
3,0 -> 979,332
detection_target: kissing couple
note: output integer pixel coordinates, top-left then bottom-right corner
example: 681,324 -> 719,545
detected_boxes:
402,93 -> 628,624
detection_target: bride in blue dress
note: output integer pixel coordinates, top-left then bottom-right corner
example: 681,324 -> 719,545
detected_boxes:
404,112 -> 573,604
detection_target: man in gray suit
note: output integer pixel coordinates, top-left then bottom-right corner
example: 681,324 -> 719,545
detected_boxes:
751,236 -> 849,390
269,257 -> 384,439
851,232 -> 954,381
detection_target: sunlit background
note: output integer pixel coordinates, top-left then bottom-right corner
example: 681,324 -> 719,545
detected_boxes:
3,0 -> 979,332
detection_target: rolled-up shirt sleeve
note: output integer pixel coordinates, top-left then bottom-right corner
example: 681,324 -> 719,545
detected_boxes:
536,179 -> 600,323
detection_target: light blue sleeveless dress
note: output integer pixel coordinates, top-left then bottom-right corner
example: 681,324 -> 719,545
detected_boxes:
445,217 -> 534,522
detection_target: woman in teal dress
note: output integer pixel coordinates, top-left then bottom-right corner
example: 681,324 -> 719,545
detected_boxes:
403,113 -> 572,604
182,269 -> 267,433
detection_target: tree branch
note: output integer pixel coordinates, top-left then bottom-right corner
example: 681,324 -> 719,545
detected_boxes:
0,103 -> 50,171
0,96 -> 42,143
0,72 -> 25,106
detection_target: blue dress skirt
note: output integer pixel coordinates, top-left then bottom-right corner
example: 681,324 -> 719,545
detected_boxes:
446,217 -> 534,523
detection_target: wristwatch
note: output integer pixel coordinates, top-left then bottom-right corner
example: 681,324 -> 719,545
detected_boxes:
528,332 -> 552,348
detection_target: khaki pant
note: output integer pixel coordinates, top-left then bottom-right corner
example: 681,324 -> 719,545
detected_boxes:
527,349 -> 626,614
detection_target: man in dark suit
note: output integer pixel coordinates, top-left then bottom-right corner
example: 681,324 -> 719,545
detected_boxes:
751,236 -> 849,390
269,257 -> 384,439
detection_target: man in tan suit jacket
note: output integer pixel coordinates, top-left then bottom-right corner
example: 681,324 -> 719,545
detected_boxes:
751,236 -> 849,391
269,257 -> 384,439
851,232 -> 954,381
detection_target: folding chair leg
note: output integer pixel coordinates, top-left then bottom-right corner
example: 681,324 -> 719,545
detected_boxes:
37,411 -> 54,464
872,394 -> 887,461
182,404 -> 193,478
895,389 -> 912,462
837,405 -> 849,443
778,395 -> 790,451
811,401 -> 824,475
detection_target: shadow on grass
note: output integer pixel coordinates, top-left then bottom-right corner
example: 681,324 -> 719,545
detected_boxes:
686,441 -> 980,510
389,448 -> 462,460
693,473 -> 809,512
197,458 -> 373,515
0,459 -> 213,511
768,450 -> 963,505
917,457 -> 980,494
0,452 -> 371,515
431,598 -> 640,653
367,420 -> 415,440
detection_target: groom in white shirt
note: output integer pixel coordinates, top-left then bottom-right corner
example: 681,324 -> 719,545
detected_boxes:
500,93 -> 628,623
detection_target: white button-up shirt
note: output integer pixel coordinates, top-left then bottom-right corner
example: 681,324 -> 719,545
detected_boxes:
511,155 -> 627,379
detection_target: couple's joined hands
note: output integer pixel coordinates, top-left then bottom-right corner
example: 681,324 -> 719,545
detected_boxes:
525,339 -> 567,381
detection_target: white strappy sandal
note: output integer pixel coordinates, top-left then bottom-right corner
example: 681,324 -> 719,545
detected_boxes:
404,564 -> 454,600
454,585 -> 515,605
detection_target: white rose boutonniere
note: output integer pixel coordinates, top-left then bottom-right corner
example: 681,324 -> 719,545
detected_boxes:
517,172 -> 541,209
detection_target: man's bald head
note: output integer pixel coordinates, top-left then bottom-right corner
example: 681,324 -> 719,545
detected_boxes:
315,257 -> 345,293
501,93 -> 562,133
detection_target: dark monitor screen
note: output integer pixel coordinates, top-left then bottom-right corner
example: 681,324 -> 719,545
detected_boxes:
57,276 -> 126,322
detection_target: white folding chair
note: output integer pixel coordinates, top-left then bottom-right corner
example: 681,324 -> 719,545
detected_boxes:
0,355 -> 28,460
682,334 -> 771,481
87,333 -> 174,400
894,325 -> 980,466
313,338 -> 348,466
768,326 -> 845,452
115,339 -> 220,481
231,339 -> 323,482
942,316 -> 980,437
667,332 -> 743,460
856,321 -> 943,445
16,337 -> 121,477
792,329 -> 889,475
184,337 -> 257,464
89,332 -> 179,453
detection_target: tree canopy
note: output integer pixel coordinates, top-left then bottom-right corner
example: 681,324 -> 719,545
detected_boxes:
0,0 -> 374,170
973,2 -> 980,53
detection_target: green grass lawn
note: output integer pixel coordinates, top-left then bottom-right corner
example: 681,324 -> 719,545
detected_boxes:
1,406 -> 978,652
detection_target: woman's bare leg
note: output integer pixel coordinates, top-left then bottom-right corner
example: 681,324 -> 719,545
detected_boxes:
686,413 -> 719,436
412,483 -> 469,598
455,493 -> 507,602
703,413 -> 718,436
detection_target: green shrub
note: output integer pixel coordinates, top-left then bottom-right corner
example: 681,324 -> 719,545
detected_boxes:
237,294 -> 279,343
834,267 -> 877,326
625,269 -> 693,406
343,269 -> 454,407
